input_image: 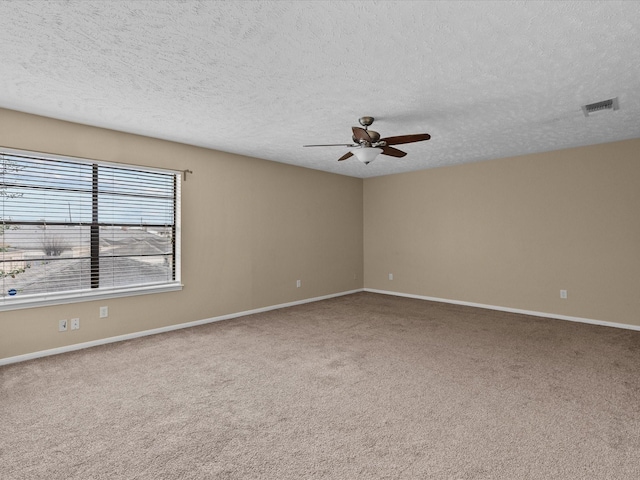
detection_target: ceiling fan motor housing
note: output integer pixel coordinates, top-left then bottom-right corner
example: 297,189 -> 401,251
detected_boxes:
367,130 -> 380,142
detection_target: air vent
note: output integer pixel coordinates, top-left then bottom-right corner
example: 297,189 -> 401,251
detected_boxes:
582,97 -> 619,117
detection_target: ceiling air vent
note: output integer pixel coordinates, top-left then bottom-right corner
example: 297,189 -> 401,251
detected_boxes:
582,97 -> 619,117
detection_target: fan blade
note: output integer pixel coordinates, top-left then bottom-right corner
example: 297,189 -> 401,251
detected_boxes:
352,127 -> 372,144
381,146 -> 407,158
338,152 -> 353,161
303,143 -> 357,147
380,133 -> 431,146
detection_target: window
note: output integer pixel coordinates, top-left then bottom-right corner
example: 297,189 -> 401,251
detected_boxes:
1,148 -> 181,311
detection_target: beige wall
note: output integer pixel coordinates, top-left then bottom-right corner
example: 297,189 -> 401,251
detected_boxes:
364,139 -> 640,327
2,106 -> 638,361
0,108 -> 363,359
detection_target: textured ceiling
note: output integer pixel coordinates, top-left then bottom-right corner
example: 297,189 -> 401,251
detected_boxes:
1,1 -> 639,178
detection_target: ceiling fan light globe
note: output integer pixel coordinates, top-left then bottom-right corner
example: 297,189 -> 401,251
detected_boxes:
351,147 -> 382,164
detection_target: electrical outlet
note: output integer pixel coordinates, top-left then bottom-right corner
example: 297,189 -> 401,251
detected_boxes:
560,290 -> 567,299
296,279 -> 301,288
58,319 -> 67,332
71,318 -> 80,330
389,273 -> 393,280
99,306 -> 108,318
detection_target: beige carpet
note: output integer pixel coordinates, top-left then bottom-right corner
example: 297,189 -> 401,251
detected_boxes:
2,292 -> 639,479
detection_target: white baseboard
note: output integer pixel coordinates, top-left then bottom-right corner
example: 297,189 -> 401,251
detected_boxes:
0,289 -> 364,366
364,288 -> 640,332
5,287 -> 636,366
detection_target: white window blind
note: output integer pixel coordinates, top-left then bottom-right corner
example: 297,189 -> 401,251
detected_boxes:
1,148 -> 181,310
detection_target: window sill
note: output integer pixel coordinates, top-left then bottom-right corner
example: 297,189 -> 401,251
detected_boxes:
0,282 -> 184,312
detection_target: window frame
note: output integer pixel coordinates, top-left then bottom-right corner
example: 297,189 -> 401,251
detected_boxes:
0,147 -> 182,312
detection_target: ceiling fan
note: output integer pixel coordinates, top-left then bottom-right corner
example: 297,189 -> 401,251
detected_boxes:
303,116 -> 431,164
